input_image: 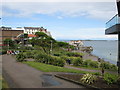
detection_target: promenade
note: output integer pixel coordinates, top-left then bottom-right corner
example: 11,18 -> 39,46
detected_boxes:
2,55 -> 87,88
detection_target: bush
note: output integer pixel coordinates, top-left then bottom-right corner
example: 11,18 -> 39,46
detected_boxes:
89,61 -> 99,68
110,64 -> 118,71
2,50 -> 7,55
72,57 -> 83,66
61,56 -> 74,64
82,59 -> 92,67
65,52 -> 83,58
80,73 -> 97,85
34,52 -> 65,67
16,53 -> 26,62
23,51 -> 34,58
52,56 -> 65,67
82,59 -> 99,68
103,73 -> 119,85
53,53 -> 61,56
117,77 -> 120,85
34,52 -> 49,63
100,62 -> 112,69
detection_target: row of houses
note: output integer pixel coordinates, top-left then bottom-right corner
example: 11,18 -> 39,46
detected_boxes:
0,26 -> 52,45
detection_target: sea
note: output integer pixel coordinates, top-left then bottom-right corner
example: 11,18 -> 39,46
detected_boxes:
83,40 -> 118,65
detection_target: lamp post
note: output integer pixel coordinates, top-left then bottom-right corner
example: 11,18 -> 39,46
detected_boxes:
50,40 -> 52,55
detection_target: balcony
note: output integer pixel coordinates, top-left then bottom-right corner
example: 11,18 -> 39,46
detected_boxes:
105,14 -> 120,34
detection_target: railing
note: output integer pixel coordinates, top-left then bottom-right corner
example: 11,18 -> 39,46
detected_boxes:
106,14 -> 120,29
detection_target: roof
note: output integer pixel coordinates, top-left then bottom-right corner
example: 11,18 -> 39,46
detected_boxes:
28,34 -> 36,37
24,27 -> 41,29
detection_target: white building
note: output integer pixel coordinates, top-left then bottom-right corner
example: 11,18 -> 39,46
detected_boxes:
69,40 -> 84,47
15,27 -> 51,37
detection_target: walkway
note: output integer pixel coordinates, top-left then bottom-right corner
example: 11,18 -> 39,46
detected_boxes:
2,55 -> 87,88
64,65 -> 117,74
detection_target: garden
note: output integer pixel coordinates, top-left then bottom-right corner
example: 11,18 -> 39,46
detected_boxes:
2,32 -> 120,89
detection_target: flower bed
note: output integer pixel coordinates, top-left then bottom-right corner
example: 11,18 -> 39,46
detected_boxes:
55,74 -> 119,89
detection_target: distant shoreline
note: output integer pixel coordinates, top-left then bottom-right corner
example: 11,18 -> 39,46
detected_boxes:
57,40 -> 118,41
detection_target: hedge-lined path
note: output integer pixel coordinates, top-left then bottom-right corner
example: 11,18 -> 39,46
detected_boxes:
2,55 -> 87,88
64,65 -> 117,74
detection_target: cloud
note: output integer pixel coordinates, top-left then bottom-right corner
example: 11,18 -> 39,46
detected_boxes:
2,0 -> 116,2
2,2 -> 117,20
51,28 -> 118,40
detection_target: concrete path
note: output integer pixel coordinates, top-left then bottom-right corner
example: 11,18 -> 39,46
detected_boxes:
2,55 -> 87,88
65,65 -> 100,73
65,65 -> 117,74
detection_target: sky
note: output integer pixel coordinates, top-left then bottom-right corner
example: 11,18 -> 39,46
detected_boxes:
1,0 -> 119,40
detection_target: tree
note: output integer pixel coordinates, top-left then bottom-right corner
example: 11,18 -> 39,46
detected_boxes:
57,41 -> 69,47
30,32 -> 56,54
3,38 -> 15,48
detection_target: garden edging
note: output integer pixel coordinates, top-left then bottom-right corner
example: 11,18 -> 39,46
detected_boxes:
55,74 -> 101,90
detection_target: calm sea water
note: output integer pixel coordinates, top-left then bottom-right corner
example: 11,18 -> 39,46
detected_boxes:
83,40 -> 118,64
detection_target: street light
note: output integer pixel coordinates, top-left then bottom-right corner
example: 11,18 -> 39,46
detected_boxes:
50,40 -> 52,55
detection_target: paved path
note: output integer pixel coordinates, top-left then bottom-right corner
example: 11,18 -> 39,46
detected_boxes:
65,65 -> 100,73
65,65 -> 117,74
2,55 -> 87,88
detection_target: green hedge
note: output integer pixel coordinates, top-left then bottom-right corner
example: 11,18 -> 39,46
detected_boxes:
82,59 -> 99,68
65,52 -> 83,58
103,73 -> 119,85
16,53 -> 26,62
72,57 -> 83,66
100,62 -> 118,70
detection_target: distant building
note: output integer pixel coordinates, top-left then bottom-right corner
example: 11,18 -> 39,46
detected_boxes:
69,40 -> 83,47
23,27 -> 51,36
0,26 -> 52,44
0,27 -> 24,44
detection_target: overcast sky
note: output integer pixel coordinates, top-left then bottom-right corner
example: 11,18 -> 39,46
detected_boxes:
1,0 -> 118,40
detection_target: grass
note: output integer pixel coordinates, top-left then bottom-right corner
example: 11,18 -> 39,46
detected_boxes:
0,76 -> 9,89
23,61 -> 100,75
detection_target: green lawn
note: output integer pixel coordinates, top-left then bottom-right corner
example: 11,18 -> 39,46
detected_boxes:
23,61 -> 100,75
0,76 -> 9,89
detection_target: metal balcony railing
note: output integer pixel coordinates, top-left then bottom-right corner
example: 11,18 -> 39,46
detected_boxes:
106,14 -> 120,29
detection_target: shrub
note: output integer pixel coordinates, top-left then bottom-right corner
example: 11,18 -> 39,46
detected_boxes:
16,53 -> 26,62
65,52 -> 83,58
52,56 -> 65,67
80,73 -> 97,85
61,56 -> 74,64
53,53 -> 61,56
117,77 -> 120,85
110,64 -> 118,71
94,72 -> 101,76
89,61 -> 99,68
100,62 -> 111,69
34,52 -> 65,67
34,52 -> 49,63
103,73 -> 119,85
72,57 -> 83,66
47,55 -> 55,65
82,59 -> 92,67
23,51 -> 34,58
2,50 -> 7,55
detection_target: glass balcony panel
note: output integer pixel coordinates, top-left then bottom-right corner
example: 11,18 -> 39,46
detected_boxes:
106,14 -> 120,29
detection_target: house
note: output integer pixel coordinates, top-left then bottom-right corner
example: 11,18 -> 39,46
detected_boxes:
23,27 -> 51,36
0,27 -> 24,44
69,40 -> 84,47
